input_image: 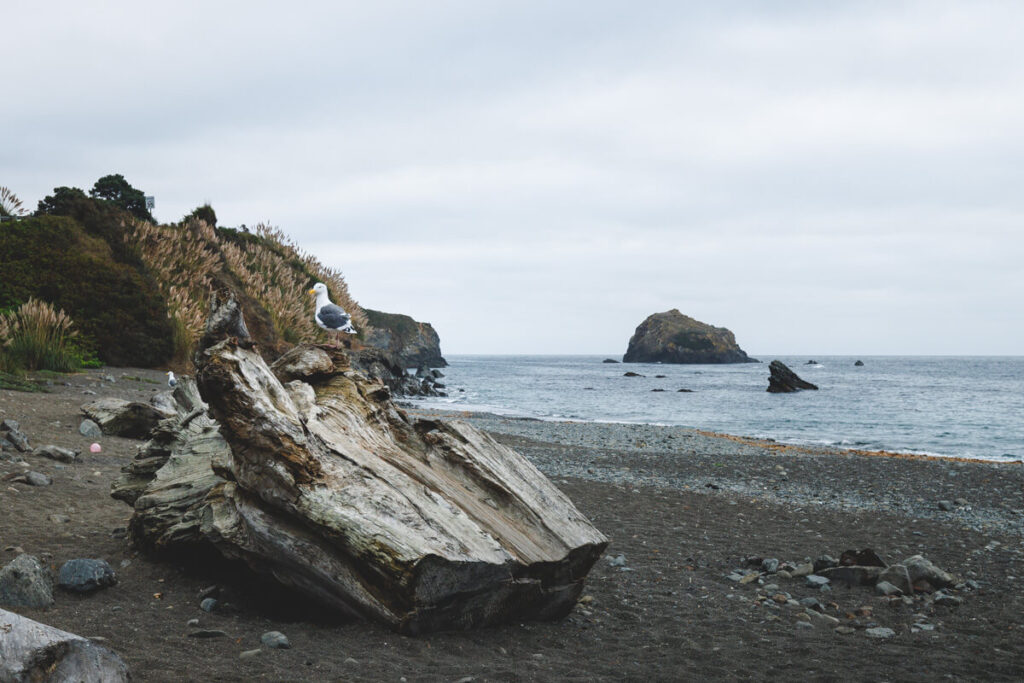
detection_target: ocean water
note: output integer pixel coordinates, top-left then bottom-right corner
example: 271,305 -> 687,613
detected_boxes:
405,355 -> 1024,463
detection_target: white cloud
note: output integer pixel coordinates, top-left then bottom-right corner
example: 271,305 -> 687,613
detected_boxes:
2,1 -> 1022,354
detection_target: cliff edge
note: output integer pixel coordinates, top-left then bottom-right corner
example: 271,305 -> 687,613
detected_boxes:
623,309 -> 757,364
364,309 -> 447,368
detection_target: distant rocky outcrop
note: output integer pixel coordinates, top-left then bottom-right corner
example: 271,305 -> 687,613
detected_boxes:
623,310 -> 757,364
363,309 -> 447,369
766,360 -> 818,393
348,348 -> 446,398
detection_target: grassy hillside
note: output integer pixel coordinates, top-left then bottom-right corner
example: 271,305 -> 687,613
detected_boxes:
1,185 -> 368,369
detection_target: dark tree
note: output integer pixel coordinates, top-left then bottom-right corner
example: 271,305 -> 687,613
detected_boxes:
184,203 -> 217,227
89,174 -> 154,222
36,186 -> 88,216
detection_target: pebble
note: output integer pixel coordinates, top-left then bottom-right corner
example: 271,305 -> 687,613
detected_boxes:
200,597 -> 218,612
25,471 -> 52,486
607,554 -> 627,567
240,649 -> 262,659
933,593 -> 962,607
187,618 -> 200,626
260,631 -> 291,649
344,657 -> 359,665
796,621 -> 814,630
189,630 -> 229,638
835,626 -> 856,635
865,627 -> 896,639
49,513 -> 71,524
805,575 -> 830,589
937,500 -> 954,511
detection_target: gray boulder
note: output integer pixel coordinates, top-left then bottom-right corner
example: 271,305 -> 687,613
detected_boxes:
0,554 -> 54,608
34,445 -> 79,463
0,608 -> 130,681
57,559 -> 117,593
79,419 -> 102,438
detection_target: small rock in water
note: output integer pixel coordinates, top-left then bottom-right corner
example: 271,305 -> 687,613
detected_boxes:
57,558 -> 117,593
261,631 -> 291,649
865,627 -> 896,639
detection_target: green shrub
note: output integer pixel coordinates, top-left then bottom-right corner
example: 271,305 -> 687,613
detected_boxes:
0,215 -> 174,366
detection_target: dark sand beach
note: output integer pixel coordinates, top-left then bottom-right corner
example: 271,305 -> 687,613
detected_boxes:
2,368 -> 1023,681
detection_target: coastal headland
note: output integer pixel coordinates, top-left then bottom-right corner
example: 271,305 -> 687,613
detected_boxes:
1,369 -> 1022,680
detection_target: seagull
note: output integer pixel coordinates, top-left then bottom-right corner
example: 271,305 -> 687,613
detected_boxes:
166,371 -> 177,388
309,282 -> 356,345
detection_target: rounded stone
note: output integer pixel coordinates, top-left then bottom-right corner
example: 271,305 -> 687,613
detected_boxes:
79,419 -> 103,438
57,558 -> 117,593
261,631 -> 291,649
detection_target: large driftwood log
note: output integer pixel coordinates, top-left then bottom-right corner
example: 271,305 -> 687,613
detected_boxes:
112,304 -> 606,634
0,608 -> 130,682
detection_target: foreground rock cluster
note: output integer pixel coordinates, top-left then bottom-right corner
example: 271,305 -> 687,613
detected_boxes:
726,547 -> 967,637
110,299 -> 607,634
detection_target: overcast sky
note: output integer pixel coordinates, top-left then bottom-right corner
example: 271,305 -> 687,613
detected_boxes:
4,1 -> 1022,355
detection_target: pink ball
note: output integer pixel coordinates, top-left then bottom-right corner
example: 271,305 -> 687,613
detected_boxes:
90,443 -> 102,454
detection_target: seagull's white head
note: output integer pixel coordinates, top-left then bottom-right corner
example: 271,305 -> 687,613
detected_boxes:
308,283 -> 328,297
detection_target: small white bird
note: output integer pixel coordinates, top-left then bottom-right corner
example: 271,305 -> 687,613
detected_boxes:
166,371 -> 177,388
309,282 -> 357,346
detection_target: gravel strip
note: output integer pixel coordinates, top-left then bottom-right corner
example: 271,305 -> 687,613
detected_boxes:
406,408 -> 1024,538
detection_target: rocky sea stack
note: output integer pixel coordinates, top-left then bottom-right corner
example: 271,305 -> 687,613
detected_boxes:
363,309 -> 447,368
623,310 -> 757,364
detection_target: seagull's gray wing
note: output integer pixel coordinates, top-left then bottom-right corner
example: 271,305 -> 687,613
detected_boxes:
317,304 -> 352,330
